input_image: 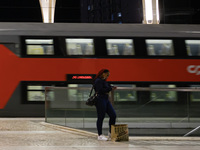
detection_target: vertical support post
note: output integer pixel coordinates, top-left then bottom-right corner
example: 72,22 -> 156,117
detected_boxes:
142,0 -> 160,24
187,92 -> 190,123
39,0 -> 56,23
45,87 -> 48,122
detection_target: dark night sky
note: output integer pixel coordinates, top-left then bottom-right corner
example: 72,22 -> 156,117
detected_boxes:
0,0 -> 200,24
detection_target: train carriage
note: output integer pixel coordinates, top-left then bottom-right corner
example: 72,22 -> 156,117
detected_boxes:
0,23 -> 200,116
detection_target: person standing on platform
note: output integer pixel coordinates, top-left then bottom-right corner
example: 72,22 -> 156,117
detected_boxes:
93,69 -> 117,141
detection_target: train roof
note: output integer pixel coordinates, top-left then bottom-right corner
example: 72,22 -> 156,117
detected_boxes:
0,23 -> 200,37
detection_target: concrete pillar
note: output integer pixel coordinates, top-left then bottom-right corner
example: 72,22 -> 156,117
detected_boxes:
39,0 -> 56,23
142,0 -> 160,24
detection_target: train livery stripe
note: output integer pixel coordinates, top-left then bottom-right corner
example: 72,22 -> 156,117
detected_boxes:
0,45 -> 200,108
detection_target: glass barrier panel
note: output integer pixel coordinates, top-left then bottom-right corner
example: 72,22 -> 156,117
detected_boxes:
150,85 -> 177,101
45,86 -> 200,136
45,88 -> 67,126
113,84 -> 137,101
45,87 -> 96,129
190,85 -> 200,102
68,84 -> 91,102
113,88 -> 188,125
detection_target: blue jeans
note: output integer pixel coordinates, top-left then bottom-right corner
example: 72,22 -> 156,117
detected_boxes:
95,95 -> 116,135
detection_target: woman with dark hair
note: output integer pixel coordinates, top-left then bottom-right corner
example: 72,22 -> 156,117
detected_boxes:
94,69 -> 117,141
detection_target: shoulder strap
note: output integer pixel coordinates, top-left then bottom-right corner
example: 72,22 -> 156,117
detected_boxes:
89,86 -> 94,97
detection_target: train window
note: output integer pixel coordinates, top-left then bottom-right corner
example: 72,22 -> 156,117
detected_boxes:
113,84 -> 137,101
67,84 -> 91,101
65,39 -> 95,55
25,39 -> 54,55
150,85 -> 177,101
106,39 -> 134,55
190,85 -> 200,101
185,40 -> 200,56
27,86 -> 46,101
146,39 -> 174,56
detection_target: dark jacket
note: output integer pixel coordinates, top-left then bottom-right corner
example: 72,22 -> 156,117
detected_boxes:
94,77 -> 112,98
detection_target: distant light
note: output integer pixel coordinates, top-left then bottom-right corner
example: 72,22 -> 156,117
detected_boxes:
156,0 -> 160,24
88,5 -> 91,10
111,14 -> 114,21
118,12 -> 122,17
72,76 -> 93,80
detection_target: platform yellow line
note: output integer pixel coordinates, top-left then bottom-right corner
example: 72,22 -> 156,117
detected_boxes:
40,122 -> 97,137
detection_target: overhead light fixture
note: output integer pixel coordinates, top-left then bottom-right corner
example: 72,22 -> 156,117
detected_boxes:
156,0 -> 160,24
145,0 -> 153,24
39,0 -> 56,23
143,0 -> 160,24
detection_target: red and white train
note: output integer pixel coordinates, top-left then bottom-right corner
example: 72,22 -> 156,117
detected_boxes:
0,23 -> 200,116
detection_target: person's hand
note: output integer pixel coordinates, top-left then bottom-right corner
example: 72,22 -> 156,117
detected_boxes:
112,86 -> 117,90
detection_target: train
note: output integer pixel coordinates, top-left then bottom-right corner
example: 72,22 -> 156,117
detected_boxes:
0,23 -> 200,117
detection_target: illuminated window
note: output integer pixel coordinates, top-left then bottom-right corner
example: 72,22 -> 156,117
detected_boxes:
27,86 -> 46,101
66,39 -> 95,55
150,85 -> 177,101
67,84 -> 91,101
190,85 -> 200,102
27,85 -> 54,102
146,39 -> 174,56
185,40 -> 200,56
25,39 -> 54,55
106,39 -> 134,55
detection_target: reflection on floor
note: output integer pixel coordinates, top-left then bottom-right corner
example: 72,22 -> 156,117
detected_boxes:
0,118 -> 200,150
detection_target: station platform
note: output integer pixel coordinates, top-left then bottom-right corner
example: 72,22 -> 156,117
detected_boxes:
0,118 -> 200,150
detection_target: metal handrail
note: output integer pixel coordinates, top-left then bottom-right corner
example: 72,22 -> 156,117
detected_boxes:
45,86 -> 200,92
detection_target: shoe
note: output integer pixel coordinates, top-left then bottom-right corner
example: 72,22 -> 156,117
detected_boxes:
107,132 -> 111,141
98,135 -> 108,141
